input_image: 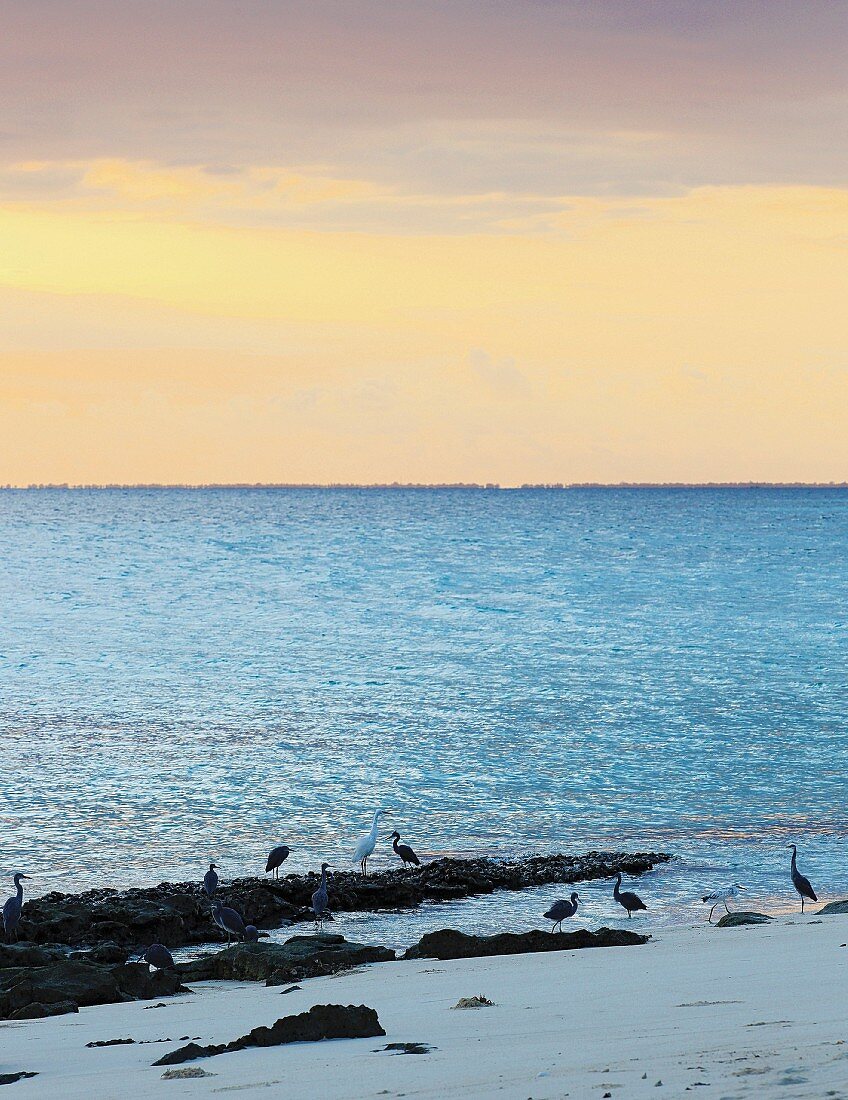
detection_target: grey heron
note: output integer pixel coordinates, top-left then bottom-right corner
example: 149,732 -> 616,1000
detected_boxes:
387,831 -> 420,868
353,809 -> 389,876
312,863 -> 330,930
2,873 -> 30,943
543,891 -> 579,932
701,884 -> 746,922
613,873 -> 647,918
203,863 -> 219,898
788,845 -> 817,912
265,845 -> 291,879
211,900 -> 246,944
141,943 -> 176,970
244,924 -> 260,942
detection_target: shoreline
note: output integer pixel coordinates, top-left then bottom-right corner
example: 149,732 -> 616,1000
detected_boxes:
3,916 -> 847,1098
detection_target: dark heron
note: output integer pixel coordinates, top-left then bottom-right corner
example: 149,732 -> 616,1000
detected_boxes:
312,863 -> 330,930
387,831 -> 420,868
701,884 -> 746,923
2,873 -> 30,943
543,891 -> 579,932
788,844 -> 817,912
211,900 -> 246,944
353,809 -> 389,876
613,873 -> 647,918
265,845 -> 291,879
141,943 -> 176,971
203,863 -> 219,898
244,924 -> 260,942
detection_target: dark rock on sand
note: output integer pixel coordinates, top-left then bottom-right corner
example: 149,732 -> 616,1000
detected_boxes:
0,959 -> 189,1021
19,850 -> 669,950
178,935 -> 394,986
716,912 -> 773,927
0,1072 -> 39,1086
153,1003 -> 384,1066
817,899 -> 848,915
404,926 -> 648,960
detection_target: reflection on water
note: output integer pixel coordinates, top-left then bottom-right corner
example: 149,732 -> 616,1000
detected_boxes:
1,488 -> 847,928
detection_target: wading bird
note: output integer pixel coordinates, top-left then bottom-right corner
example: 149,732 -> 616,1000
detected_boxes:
788,845 -> 817,912
543,891 -> 579,932
613,873 -> 647,918
353,809 -> 389,876
203,863 -> 219,898
244,924 -> 260,942
141,943 -> 176,971
2,873 -> 30,942
211,900 -> 246,944
387,830 -> 420,868
312,863 -> 330,930
265,845 -> 291,879
701,884 -> 746,922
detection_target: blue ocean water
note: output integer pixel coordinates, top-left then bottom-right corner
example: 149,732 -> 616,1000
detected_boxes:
1,487 -> 846,940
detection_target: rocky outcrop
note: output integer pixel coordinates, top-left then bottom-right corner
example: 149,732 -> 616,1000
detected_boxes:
178,935 -> 394,985
153,1004 -> 384,1066
403,925 -> 648,960
817,899 -> 848,915
19,850 -> 669,950
715,911 -> 773,927
0,959 -> 189,1021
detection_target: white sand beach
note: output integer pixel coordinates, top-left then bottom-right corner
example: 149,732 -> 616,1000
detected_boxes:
3,915 -> 847,1099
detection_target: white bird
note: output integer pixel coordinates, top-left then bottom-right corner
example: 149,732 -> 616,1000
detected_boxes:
701,883 -> 746,922
353,809 -> 390,876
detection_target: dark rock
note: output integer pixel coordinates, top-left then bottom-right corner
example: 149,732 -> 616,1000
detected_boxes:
376,1042 -> 435,1055
19,850 -> 670,950
178,936 -> 394,985
86,1038 -> 136,1048
153,1003 -> 384,1066
716,912 -> 773,927
0,944 -> 66,969
72,943 -> 132,965
404,926 -> 648,960
0,959 -> 189,1021
817,899 -> 848,915
0,1072 -> 38,1086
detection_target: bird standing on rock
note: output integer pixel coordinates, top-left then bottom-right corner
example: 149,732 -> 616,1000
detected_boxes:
388,830 -> 420,868
2,873 -> 30,942
203,863 -> 219,898
211,900 -> 246,944
701,884 -> 746,923
312,863 -> 330,931
613,873 -> 647,918
353,809 -> 390,876
141,943 -> 176,970
788,844 -> 817,912
543,891 -> 579,932
265,845 -> 291,879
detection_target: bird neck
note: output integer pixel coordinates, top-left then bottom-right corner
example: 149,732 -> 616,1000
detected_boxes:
14,878 -> 23,899
613,875 -> 621,898
392,835 -> 400,852
790,849 -> 797,871
319,867 -> 327,888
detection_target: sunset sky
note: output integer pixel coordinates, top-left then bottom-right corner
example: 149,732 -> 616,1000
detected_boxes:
2,1 -> 847,485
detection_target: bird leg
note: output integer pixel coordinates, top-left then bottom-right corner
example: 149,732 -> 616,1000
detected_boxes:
724,902 -> 730,914
708,903 -> 717,923
801,897 -> 805,913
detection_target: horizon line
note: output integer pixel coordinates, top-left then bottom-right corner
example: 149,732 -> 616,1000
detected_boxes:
3,481 -> 848,491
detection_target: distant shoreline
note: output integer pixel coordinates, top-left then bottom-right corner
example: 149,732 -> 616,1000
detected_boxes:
3,482 -> 848,491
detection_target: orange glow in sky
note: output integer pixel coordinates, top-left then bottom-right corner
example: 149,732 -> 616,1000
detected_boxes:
1,2 -> 847,485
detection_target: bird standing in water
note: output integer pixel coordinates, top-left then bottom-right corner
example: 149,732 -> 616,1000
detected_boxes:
388,830 -> 420,868
701,884 -> 746,922
203,863 -> 219,898
265,845 -> 291,879
353,809 -> 389,876
2,873 -> 30,942
543,891 -> 579,932
211,900 -> 246,944
788,845 -> 817,912
613,873 -> 647,918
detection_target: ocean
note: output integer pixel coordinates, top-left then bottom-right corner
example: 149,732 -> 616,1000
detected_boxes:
2,487 -> 846,944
